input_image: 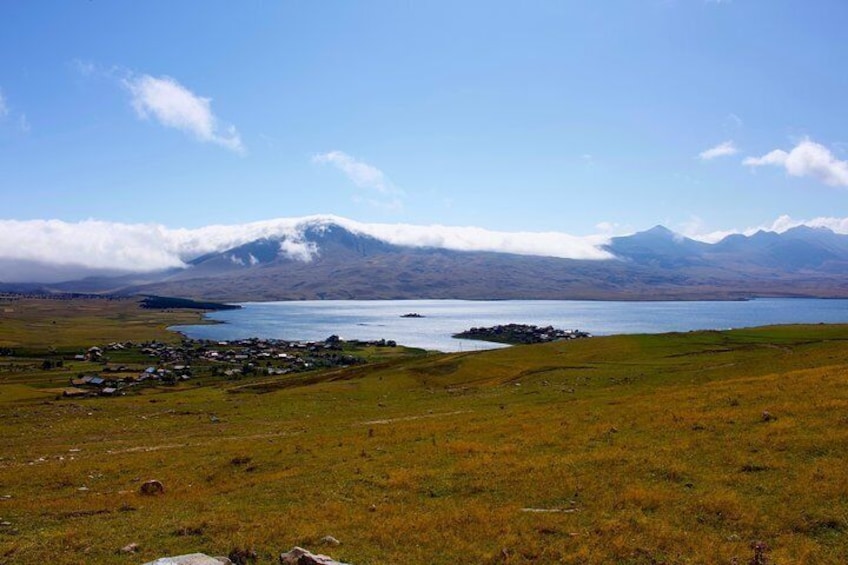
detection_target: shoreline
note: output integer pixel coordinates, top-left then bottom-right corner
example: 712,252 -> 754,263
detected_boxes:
167,297 -> 848,354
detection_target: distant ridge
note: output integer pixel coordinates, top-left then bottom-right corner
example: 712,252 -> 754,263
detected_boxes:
8,220 -> 848,300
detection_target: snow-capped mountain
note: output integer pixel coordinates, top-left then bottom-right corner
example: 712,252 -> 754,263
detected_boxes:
5,218 -> 848,300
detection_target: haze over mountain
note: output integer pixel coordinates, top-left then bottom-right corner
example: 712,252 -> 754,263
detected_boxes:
6,217 -> 848,301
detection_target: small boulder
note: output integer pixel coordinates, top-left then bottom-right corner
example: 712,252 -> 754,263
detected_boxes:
320,536 -> 341,547
279,546 -> 350,565
119,542 -> 139,553
139,479 -> 165,496
228,547 -> 257,565
142,554 -> 231,565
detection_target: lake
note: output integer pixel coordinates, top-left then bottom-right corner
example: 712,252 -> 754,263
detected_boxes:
170,298 -> 848,352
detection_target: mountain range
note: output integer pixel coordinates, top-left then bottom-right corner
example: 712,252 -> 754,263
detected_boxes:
5,220 -> 848,301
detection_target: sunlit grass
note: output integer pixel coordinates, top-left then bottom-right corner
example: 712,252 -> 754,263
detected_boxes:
1,298 -> 848,563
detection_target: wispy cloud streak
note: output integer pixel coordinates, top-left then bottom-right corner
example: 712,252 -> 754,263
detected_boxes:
313,151 -> 391,194
312,151 -> 404,210
699,140 -> 737,160
123,74 -> 244,153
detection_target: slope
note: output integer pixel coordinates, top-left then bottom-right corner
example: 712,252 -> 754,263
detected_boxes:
2,312 -> 848,564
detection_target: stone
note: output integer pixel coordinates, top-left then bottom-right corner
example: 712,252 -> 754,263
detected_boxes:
142,554 -> 232,565
279,546 -> 350,565
119,542 -> 139,553
227,547 -> 257,564
320,536 -> 341,546
139,479 -> 165,496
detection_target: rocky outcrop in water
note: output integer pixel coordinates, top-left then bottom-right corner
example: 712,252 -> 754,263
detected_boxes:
453,324 -> 590,345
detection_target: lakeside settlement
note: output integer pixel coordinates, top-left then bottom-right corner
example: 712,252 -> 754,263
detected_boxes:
51,335 -> 398,398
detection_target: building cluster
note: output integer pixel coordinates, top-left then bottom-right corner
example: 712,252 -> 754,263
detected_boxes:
63,335 -> 385,397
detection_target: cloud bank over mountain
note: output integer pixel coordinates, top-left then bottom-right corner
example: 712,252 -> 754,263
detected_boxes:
0,216 -> 612,282
4,214 -> 848,283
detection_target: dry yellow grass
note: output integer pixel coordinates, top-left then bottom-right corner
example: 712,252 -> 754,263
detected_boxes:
0,296 -> 205,349
1,300 -> 848,563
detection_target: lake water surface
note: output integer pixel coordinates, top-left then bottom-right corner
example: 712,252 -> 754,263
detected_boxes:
171,298 -> 848,352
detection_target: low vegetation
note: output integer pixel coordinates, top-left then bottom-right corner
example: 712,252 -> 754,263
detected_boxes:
1,297 -> 848,563
453,324 -> 590,345
138,296 -> 241,311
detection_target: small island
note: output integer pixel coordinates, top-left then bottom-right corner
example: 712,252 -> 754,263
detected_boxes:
453,323 -> 590,345
400,312 -> 425,318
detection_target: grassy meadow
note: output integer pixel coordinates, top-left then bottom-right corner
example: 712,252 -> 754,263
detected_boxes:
1,296 -> 848,563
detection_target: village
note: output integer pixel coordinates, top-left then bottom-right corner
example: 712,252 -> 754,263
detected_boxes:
61,335 -> 399,398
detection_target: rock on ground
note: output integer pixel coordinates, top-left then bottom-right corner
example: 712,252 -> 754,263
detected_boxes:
139,479 -> 165,496
279,546 -> 349,565
142,554 -> 232,565
120,542 -> 139,553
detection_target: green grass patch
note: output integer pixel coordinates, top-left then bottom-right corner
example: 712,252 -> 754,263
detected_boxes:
1,300 -> 848,563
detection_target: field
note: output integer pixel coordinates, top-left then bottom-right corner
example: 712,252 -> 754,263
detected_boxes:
1,297 -> 848,564
0,296 -> 205,350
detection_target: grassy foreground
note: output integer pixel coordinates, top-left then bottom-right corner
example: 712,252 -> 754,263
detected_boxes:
1,298 -> 848,564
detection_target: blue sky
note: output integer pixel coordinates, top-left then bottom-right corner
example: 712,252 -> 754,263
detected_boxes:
2,0 -> 848,240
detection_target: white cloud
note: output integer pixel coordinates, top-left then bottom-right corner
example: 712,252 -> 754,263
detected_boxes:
279,238 -> 318,263
742,149 -> 788,167
677,216 -> 708,238
594,221 -> 633,236
162,215 -> 616,262
743,139 -> 848,187
0,215 -> 614,282
15,213 -> 848,283
71,59 -> 97,77
699,140 -> 737,160
0,220 -> 185,282
313,151 -> 395,194
0,88 -> 30,133
357,195 -> 404,213
767,214 -> 848,234
123,74 -> 244,153
595,221 -> 616,234
313,151 -> 404,210
330,217 -> 612,260
686,213 -> 848,243
725,113 -> 743,129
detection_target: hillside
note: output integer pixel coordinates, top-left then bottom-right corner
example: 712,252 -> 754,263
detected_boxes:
142,223 -> 848,300
7,220 -> 848,300
1,298 -> 848,563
